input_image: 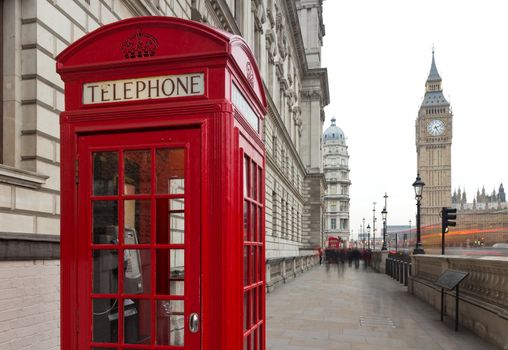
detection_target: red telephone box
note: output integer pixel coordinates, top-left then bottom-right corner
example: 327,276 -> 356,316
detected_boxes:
57,17 -> 266,350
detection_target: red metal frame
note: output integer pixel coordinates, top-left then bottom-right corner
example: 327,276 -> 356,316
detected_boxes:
57,17 -> 266,350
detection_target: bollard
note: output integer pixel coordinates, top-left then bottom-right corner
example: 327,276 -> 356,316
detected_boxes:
399,260 -> 405,284
404,262 -> 409,286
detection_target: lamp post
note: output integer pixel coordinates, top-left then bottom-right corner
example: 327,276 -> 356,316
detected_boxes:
408,219 -> 412,248
362,217 -> 365,244
413,174 -> 425,254
381,193 -> 388,250
372,202 -> 376,250
367,224 -> 371,249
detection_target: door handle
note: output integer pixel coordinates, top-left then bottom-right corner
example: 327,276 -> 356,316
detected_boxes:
189,313 -> 199,333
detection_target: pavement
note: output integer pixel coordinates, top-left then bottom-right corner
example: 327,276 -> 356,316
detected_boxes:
266,262 -> 496,350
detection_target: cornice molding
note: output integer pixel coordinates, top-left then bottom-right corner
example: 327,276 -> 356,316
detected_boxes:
0,164 -> 48,189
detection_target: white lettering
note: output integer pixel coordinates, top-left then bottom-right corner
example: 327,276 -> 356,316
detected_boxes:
83,73 -> 205,104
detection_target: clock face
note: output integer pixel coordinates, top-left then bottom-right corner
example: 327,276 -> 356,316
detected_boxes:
427,119 -> 445,136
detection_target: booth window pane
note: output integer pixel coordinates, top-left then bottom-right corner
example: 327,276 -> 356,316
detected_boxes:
244,157 -> 250,198
124,200 -> 151,244
156,198 -> 185,245
124,150 -> 151,194
93,152 -> 118,196
123,249 -> 150,295
156,148 -> 184,194
93,250 -> 118,294
124,298 -> 151,344
252,162 -> 257,201
243,246 -> 249,285
170,212 -> 185,244
93,201 -> 118,244
244,202 -> 249,241
156,249 -> 185,295
251,206 -> 257,242
92,298 -> 118,343
243,293 -> 248,331
258,286 -> 263,323
170,198 -> 184,210
156,300 -> 184,345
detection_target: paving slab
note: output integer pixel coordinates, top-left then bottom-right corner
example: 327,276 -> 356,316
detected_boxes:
266,263 -> 496,350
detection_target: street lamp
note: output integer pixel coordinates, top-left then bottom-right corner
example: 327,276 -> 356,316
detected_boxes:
413,174 -> 425,254
366,224 -> 371,249
372,202 -> 376,250
381,193 -> 388,250
408,219 -> 412,248
381,208 -> 387,251
362,217 -> 365,243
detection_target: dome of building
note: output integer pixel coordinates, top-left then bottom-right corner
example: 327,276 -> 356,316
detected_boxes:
323,117 -> 345,144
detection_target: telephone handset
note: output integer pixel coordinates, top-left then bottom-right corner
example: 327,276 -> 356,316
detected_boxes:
98,226 -> 143,294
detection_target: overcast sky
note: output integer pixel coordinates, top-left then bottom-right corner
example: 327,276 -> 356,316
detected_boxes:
321,0 -> 508,239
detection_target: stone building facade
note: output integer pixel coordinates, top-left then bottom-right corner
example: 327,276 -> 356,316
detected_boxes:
416,51 -> 452,228
0,0 -> 328,347
322,117 -> 350,244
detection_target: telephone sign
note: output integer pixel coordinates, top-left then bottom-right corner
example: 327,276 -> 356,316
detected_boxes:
57,17 -> 266,350
83,73 -> 205,104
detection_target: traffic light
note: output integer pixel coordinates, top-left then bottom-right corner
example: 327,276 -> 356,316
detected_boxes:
442,207 -> 457,230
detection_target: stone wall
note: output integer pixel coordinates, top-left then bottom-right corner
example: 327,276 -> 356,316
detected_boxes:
265,253 -> 319,292
409,255 -> 508,349
0,260 -> 60,349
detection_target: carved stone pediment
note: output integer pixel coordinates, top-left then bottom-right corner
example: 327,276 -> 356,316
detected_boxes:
265,29 -> 276,62
275,60 -> 284,79
252,0 -> 266,33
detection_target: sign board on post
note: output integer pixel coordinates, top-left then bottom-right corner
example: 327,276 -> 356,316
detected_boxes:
434,269 -> 469,331
435,269 -> 468,290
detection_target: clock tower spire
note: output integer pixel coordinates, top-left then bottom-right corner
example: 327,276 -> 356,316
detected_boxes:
416,50 -> 453,228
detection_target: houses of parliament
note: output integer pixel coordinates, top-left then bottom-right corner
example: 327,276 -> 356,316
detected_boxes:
416,51 -> 508,247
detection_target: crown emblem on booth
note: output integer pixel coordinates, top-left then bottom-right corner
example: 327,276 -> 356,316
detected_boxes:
246,62 -> 255,88
121,30 -> 159,59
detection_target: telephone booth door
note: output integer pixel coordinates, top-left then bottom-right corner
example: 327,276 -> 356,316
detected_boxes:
77,127 -> 201,349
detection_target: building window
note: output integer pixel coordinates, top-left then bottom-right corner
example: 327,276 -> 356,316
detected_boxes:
331,218 -> 336,230
272,190 -> 277,236
330,201 -> 337,211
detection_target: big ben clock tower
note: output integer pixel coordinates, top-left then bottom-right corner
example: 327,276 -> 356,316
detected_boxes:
416,50 -> 452,227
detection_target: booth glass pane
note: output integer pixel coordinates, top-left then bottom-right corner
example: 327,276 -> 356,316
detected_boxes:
124,150 -> 151,194
243,293 -> 248,331
156,199 -> 185,244
124,200 -> 151,244
170,212 -> 185,244
92,298 -> 118,343
244,158 -> 249,197
156,300 -> 184,346
243,202 -> 248,241
123,249 -> 151,295
251,206 -> 257,242
243,247 -> 249,285
124,299 -> 151,344
93,250 -> 118,294
252,163 -> 257,201
258,207 -> 262,242
250,248 -> 256,285
92,201 -> 118,244
93,152 -> 118,196
243,158 -> 249,198
156,249 -> 185,295
170,198 -> 184,210
156,148 -> 184,194
258,286 -> 263,324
